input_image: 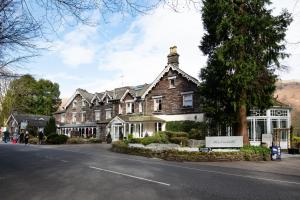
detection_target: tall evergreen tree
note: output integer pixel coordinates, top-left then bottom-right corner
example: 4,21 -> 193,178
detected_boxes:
199,0 -> 292,144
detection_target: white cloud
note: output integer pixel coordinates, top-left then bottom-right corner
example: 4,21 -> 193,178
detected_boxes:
95,5 -> 206,90
54,25 -> 98,67
50,0 -> 300,97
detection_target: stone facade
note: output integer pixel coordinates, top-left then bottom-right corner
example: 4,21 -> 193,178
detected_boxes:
54,47 -> 203,140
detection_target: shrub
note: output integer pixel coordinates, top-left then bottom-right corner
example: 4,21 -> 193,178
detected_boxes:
140,132 -> 169,145
46,134 -> 68,144
169,137 -> 188,146
166,121 -> 208,140
128,138 -> 142,144
112,141 -> 128,148
28,137 -> 39,144
111,141 -> 270,162
106,133 -> 112,144
128,134 -> 133,140
66,137 -> 85,144
165,131 -> 188,138
88,138 -> 102,143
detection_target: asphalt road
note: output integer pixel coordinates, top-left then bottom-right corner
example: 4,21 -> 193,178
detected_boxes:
0,143 -> 300,200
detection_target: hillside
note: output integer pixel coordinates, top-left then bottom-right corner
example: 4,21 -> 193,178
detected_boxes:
275,81 -> 300,134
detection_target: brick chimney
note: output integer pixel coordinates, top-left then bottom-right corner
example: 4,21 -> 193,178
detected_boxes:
167,46 -> 179,66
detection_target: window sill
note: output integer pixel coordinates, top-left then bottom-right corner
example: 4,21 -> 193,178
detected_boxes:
182,106 -> 193,109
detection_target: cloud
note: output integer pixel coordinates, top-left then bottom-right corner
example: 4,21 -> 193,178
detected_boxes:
53,25 -> 98,67
50,0 -> 300,98
95,5 -> 206,90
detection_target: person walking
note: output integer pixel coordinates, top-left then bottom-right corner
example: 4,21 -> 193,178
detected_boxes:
3,128 -> 10,143
19,131 -> 24,144
38,130 -> 44,145
24,131 -> 29,146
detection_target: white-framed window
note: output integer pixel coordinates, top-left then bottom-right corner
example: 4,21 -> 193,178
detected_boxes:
81,112 -> 86,122
72,100 -> 77,108
168,76 -> 176,89
106,109 -> 112,119
119,104 -> 123,114
82,100 -> 86,107
182,92 -> 193,107
155,122 -> 162,132
139,102 -> 143,113
95,99 -> 99,106
61,113 -> 65,123
72,112 -> 76,123
95,110 -> 100,121
106,98 -> 109,104
153,98 -> 162,112
126,102 -> 134,114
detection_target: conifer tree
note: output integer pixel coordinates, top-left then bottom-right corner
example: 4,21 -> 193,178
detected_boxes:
199,0 -> 292,144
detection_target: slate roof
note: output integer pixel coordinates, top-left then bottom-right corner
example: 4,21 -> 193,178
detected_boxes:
7,113 -> 50,127
77,88 -> 94,102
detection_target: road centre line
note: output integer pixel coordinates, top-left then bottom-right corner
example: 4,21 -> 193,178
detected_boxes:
89,166 -> 170,186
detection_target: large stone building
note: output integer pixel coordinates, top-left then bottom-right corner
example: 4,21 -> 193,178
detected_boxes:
55,47 -> 204,141
54,47 -> 292,148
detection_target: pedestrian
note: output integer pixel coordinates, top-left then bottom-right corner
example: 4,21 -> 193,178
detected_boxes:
3,128 -> 10,143
19,131 -> 24,144
38,130 -> 44,145
24,131 -> 29,146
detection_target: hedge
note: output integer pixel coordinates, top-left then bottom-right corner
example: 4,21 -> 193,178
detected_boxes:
46,134 -> 68,144
166,121 -> 207,140
111,141 -> 271,162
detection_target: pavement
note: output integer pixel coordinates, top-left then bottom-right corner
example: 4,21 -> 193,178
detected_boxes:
0,143 -> 300,200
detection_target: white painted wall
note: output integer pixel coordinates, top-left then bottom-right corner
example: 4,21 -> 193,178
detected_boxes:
156,113 -> 204,122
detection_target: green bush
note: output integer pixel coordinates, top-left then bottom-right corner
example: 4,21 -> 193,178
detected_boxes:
88,138 -> 102,143
28,137 -> 39,144
140,132 -> 169,145
166,121 -> 207,139
111,141 -> 270,162
241,146 -> 271,154
112,141 -> 128,148
66,137 -> 86,144
46,134 -> 68,144
128,134 -> 133,140
292,136 -> 300,148
128,138 -> 142,144
169,137 -> 188,146
165,131 -> 188,138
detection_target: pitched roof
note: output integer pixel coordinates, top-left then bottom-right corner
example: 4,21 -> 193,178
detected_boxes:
6,113 -> 50,127
64,88 -> 94,109
141,64 -> 200,99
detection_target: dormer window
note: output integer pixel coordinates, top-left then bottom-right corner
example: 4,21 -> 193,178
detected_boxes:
95,99 -> 99,106
106,98 -> 109,104
82,100 -> 86,107
126,101 -> 134,114
168,76 -> 176,88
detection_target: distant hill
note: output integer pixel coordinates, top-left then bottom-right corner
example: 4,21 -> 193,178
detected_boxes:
275,81 -> 300,135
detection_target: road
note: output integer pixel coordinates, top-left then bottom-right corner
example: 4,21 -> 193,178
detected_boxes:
0,143 -> 299,200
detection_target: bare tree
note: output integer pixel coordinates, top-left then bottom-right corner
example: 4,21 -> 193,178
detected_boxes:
0,0 -> 201,78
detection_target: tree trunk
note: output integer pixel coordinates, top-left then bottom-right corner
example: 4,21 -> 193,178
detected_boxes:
238,103 -> 249,145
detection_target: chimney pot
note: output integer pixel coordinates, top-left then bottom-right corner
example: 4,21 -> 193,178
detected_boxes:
167,46 -> 179,66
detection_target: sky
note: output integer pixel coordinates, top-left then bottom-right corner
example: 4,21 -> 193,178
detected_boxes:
19,0 -> 300,99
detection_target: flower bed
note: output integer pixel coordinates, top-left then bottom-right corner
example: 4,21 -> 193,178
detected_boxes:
111,141 -> 271,162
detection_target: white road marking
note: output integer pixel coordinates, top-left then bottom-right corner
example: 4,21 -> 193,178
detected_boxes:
89,166 -> 170,186
30,146 -> 300,186
60,160 -> 68,163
